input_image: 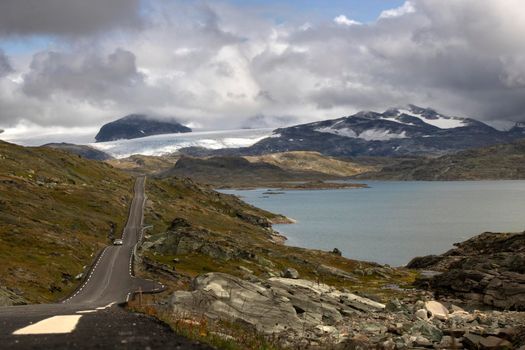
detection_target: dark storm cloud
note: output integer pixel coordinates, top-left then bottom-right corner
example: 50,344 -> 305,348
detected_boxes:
0,50 -> 13,77
22,48 -> 144,102
0,0 -> 142,37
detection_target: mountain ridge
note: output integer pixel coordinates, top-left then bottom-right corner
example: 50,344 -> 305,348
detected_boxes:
200,105 -> 525,158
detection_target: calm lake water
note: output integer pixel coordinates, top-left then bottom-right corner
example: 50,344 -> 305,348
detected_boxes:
221,181 -> 525,266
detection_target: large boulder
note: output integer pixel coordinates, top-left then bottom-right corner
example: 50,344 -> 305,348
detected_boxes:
408,232 -> 525,310
168,273 -> 385,334
169,273 -> 301,334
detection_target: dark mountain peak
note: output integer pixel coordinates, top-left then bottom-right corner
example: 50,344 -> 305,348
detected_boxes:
510,121 -> 525,134
95,114 -> 192,142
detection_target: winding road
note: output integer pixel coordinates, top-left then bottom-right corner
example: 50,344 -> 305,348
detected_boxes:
0,177 -> 211,349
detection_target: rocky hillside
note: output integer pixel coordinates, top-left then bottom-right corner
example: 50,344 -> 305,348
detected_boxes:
408,231 -> 525,310
232,105 -> 525,158
0,140 -> 133,304
244,151 -> 374,177
95,114 -> 191,142
356,139 -> 525,180
159,156 -> 338,187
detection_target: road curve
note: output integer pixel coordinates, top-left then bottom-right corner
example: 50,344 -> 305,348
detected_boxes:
0,177 -> 212,349
62,176 -> 161,306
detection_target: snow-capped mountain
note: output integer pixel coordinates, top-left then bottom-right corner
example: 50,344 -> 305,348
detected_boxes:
238,105 -> 522,157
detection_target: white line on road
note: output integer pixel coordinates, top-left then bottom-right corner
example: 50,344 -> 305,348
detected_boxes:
76,310 -> 97,314
95,302 -> 116,310
13,315 -> 82,335
63,247 -> 110,303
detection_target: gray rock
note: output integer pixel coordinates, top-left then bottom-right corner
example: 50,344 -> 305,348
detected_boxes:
415,309 -> 429,320
410,320 -> 443,342
168,272 -> 386,336
316,264 -> 358,282
281,267 -> 299,279
0,287 -> 26,306
170,273 -> 301,334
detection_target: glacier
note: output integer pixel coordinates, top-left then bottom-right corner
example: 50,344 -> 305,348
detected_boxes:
89,128 -> 273,159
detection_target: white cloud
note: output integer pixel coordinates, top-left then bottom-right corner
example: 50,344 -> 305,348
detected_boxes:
333,15 -> 361,26
379,1 -> 415,19
1,0 -> 525,136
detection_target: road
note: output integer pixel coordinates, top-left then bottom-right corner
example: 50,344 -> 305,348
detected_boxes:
0,177 -> 212,349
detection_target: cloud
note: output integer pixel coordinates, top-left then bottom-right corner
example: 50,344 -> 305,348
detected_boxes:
0,50 -> 13,77
22,48 -> 144,101
379,1 -> 415,19
0,0 -> 142,37
333,15 -> 361,26
1,0 -> 525,135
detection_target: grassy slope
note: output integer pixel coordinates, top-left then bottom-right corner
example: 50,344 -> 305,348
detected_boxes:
357,139 -> 525,180
0,141 -> 133,303
245,151 -> 375,177
141,177 -> 415,298
107,154 -> 179,176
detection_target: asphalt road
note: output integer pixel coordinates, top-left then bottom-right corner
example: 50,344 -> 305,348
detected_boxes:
0,177 -> 212,349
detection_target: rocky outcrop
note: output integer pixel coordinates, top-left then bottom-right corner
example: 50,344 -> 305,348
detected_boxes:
408,231 -> 525,310
0,286 -> 27,306
169,272 -> 384,334
165,273 -> 525,349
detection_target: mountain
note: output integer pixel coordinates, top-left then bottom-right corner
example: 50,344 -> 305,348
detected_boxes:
236,105 -> 523,157
43,143 -> 113,161
95,114 -> 191,142
159,156 -> 335,187
354,139 -> 525,180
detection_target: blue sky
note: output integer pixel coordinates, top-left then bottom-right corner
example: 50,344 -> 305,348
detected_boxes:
1,1 -> 405,55
227,0 -> 406,22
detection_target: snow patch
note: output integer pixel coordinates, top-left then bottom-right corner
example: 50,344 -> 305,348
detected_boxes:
315,127 -> 357,138
359,129 -> 407,141
397,109 -> 467,129
380,117 -> 415,126
315,126 -> 407,141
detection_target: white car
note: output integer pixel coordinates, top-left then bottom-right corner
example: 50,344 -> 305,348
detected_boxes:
113,239 -> 123,246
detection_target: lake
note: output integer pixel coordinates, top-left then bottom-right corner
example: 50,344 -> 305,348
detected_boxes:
221,181 -> 525,266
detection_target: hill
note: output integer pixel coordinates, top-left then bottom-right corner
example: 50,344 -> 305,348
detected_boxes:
159,156 -> 338,187
356,139 -> 525,180
95,114 -> 191,142
44,143 -> 113,161
230,105 -> 525,158
244,151 -> 375,177
0,140 -> 133,304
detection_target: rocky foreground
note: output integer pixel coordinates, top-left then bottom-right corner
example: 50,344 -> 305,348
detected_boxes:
163,271 -> 525,349
132,177 -> 525,349
138,229 -> 524,348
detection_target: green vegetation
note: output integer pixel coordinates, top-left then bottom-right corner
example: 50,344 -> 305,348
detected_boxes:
0,140 -> 133,303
